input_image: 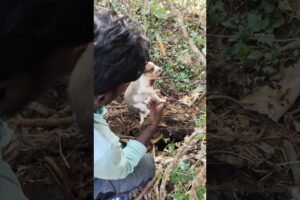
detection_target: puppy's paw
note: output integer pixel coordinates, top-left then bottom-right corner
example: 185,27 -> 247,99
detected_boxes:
139,118 -> 144,125
159,98 -> 166,103
144,108 -> 150,117
154,89 -> 161,94
139,112 -> 148,124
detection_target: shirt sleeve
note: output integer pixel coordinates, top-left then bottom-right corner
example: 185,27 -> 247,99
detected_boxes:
0,158 -> 28,200
94,111 -> 147,179
94,138 -> 147,180
121,139 -> 147,174
0,120 -> 28,200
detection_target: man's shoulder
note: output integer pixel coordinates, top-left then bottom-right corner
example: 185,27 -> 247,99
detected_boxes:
94,106 -> 119,145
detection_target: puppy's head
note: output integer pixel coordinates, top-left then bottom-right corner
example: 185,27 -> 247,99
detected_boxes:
144,62 -> 162,80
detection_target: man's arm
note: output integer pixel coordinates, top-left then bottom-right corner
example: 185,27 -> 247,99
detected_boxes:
137,100 -> 165,146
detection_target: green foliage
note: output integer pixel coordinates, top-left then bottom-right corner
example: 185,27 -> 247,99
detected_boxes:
173,192 -> 190,200
208,0 -> 300,75
196,105 -> 206,128
169,161 -> 196,199
170,161 -> 195,185
197,186 -> 206,200
167,143 -> 177,157
150,2 -> 170,19
147,1 -> 203,92
99,0 -> 204,92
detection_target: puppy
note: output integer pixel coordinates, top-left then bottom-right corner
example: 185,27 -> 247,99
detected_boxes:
124,62 -> 166,124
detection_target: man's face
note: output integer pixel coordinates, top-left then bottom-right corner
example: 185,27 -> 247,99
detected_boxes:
0,44 -> 87,116
94,82 -> 130,110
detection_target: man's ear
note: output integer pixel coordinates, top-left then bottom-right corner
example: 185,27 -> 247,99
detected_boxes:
94,94 -> 105,108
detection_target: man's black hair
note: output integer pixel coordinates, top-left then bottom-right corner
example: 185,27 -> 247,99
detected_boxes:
94,9 -> 150,95
0,0 -> 93,80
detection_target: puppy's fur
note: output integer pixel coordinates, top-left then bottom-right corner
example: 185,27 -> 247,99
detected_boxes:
124,62 -> 165,124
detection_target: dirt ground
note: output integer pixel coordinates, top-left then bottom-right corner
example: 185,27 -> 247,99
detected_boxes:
207,35 -> 300,199
4,75 -> 204,200
7,80 -> 92,200
105,79 -> 205,199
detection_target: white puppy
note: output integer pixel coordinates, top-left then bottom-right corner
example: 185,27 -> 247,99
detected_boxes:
124,62 -> 166,124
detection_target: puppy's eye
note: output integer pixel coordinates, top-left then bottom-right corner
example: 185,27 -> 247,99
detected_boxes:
145,68 -> 154,73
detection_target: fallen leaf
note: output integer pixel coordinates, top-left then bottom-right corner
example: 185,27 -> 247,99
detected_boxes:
241,61 -> 300,121
293,120 -> 300,133
219,154 -> 244,167
179,50 -> 192,65
284,140 -> 300,185
156,34 -> 167,57
291,186 -> 300,200
258,142 -> 275,154
178,84 -> 205,106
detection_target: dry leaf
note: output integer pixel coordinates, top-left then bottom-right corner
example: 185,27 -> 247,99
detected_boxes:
179,50 -> 192,65
293,120 -> 300,133
178,84 -> 205,106
288,0 -> 300,12
291,186 -> 300,200
219,154 -> 244,167
241,61 -> 300,121
284,140 -> 300,185
279,0 -> 293,11
258,142 -> 275,154
156,34 -> 167,57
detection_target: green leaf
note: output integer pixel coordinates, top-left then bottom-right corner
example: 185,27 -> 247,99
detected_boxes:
174,193 -> 189,200
196,37 -> 205,47
197,186 -> 206,200
293,49 -> 299,57
256,33 -> 275,46
222,17 -> 239,29
264,52 -> 272,60
247,12 -> 263,32
265,3 -> 275,13
228,43 -> 250,60
270,11 -> 285,28
238,26 -> 252,42
247,50 -> 263,61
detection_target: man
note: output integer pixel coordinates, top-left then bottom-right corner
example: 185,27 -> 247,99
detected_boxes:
94,10 -> 165,200
0,1 -> 93,199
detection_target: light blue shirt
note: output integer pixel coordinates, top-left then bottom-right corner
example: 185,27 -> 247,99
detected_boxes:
94,107 -> 147,180
0,121 -> 27,200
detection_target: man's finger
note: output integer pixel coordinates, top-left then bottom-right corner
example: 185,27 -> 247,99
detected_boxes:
156,102 -> 165,110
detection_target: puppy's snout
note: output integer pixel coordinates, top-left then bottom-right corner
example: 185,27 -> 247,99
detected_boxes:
154,65 -> 162,73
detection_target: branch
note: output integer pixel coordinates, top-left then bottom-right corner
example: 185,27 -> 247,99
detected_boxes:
15,116 -> 75,128
165,0 -> 206,68
159,133 -> 200,199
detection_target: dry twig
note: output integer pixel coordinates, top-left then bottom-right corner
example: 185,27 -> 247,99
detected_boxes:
15,116 -> 75,128
159,133 -> 200,199
165,0 -> 206,67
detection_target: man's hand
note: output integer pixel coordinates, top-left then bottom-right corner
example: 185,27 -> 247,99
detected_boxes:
136,99 -> 165,146
149,99 -> 165,126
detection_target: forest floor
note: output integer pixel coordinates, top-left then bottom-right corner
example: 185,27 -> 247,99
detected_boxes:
96,0 -> 206,199
6,79 -> 92,200
207,1 -> 300,199
4,0 -> 206,200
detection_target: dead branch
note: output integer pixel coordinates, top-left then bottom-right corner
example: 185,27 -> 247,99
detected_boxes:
190,165 -> 206,199
136,175 -> 158,200
159,133 -> 200,199
44,156 -> 75,200
106,105 -> 127,109
165,0 -> 206,67
15,116 -> 75,128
